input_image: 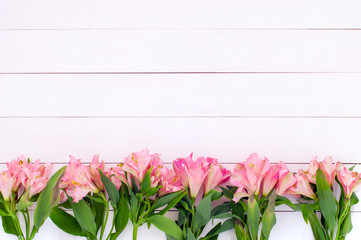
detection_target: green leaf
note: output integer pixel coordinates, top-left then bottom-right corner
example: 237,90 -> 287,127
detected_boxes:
147,215 -> 183,240
129,191 -> 138,223
49,207 -> 83,236
131,175 -> 139,193
71,198 -> 97,236
193,194 -> 212,233
151,191 -> 184,212
212,212 -> 243,222
261,190 -> 277,239
206,189 -> 222,201
99,169 -> 119,208
146,187 -> 159,198
157,190 -> 187,216
33,166 -> 66,231
141,168 -> 152,193
2,216 -> 22,236
231,201 -> 245,223
275,195 -> 297,210
300,203 -> 319,223
316,169 -> 337,231
115,190 -> 129,233
0,201 -> 10,216
0,192 -> 4,202
17,189 -> 33,211
349,164 -> 357,171
234,219 -> 250,240
220,186 -> 235,200
187,228 -> 197,240
350,192 -> 359,206
308,212 -> 326,240
218,218 -> 234,234
341,211 -> 353,236
247,194 -> 260,240
200,222 -> 222,240
211,202 -> 231,218
92,198 -> 105,233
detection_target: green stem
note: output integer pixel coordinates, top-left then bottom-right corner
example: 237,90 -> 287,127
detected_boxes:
99,194 -> 110,240
132,224 -> 138,240
335,199 -> 351,240
21,210 -> 30,240
106,209 -> 117,240
11,214 -> 25,240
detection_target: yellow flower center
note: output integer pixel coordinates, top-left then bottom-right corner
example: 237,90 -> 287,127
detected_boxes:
117,163 -> 124,167
71,180 -> 80,186
19,160 -> 24,165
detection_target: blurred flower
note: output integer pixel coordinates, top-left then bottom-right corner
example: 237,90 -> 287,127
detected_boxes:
123,149 -> 162,183
105,163 -> 127,190
61,155 -> 99,202
89,154 -> 105,191
158,167 -> 183,196
337,166 -> 361,198
231,153 -> 271,197
289,170 -> 316,199
203,157 -> 230,195
0,171 -> 16,201
21,160 -> 53,197
319,156 -> 341,187
276,168 -> 297,196
173,154 -> 209,199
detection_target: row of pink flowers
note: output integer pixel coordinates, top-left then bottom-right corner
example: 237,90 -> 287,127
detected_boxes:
0,156 -> 53,201
1,151 -> 360,203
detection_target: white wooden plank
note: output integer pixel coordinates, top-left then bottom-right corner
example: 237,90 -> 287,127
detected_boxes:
1,0 -> 361,29
2,30 -> 361,73
0,118 -> 360,164
1,73 -> 361,117
1,211 -> 360,239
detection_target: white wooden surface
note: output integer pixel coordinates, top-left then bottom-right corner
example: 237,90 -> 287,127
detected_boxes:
1,0 -> 361,239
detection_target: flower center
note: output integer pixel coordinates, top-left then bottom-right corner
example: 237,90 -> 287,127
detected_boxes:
71,180 -> 80,186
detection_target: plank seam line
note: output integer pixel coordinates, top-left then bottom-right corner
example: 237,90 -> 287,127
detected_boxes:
2,28 -> 361,31
2,72 -> 361,75
1,116 -> 361,119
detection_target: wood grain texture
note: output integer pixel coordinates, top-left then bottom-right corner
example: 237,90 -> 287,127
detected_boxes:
2,30 -> 361,73
1,0 -> 361,29
0,118 -> 360,164
1,73 -> 361,117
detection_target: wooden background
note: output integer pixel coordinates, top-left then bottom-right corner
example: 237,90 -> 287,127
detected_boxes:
1,0 -> 361,239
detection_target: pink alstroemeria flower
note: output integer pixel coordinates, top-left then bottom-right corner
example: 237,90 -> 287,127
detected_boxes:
276,168 -> 297,196
21,160 -> 53,197
123,149 -> 163,183
289,171 -> 316,199
231,153 -> 271,197
105,163 -> 127,190
337,166 -> 361,198
158,168 -> 183,197
262,162 -> 285,196
232,184 -> 250,203
302,157 -> 319,184
0,171 -> 17,201
319,156 -> 341,187
61,155 -> 99,202
173,154 -> 209,199
89,154 -> 105,191
6,155 -> 29,191
202,157 -> 231,195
